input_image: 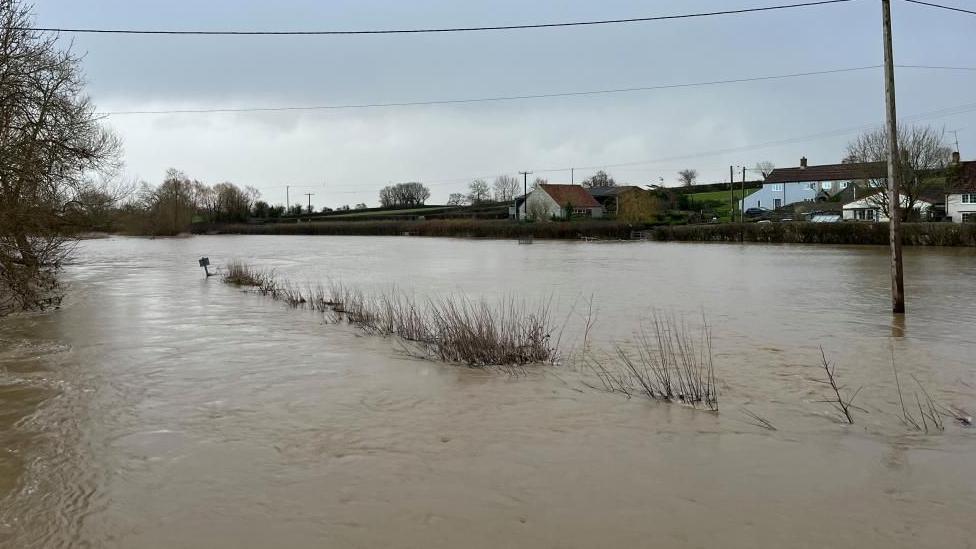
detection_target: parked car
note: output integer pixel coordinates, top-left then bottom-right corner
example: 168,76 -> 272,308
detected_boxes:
744,207 -> 770,218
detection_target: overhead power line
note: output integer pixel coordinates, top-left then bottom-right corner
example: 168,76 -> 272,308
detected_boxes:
901,0 -> 976,16
98,66 -> 880,115
23,0 -> 855,36
97,64 -> 976,116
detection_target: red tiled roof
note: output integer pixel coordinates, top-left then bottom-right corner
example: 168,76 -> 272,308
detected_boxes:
539,184 -> 601,208
765,162 -> 888,183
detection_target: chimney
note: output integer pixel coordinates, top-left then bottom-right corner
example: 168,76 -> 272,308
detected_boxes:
800,157 -> 808,169
952,151 -> 961,165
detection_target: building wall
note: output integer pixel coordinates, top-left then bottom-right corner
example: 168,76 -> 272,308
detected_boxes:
520,190 -> 563,219
741,180 -> 856,211
947,193 -> 976,223
741,182 -> 817,210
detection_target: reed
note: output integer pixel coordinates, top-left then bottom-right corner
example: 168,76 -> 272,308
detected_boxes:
594,312 -> 718,411
222,262 -> 557,368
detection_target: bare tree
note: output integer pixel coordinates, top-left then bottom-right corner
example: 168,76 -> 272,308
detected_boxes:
492,175 -> 520,202
532,177 -> 548,189
1,0 -> 122,314
379,182 -> 431,208
845,124 -> 953,220
754,161 -> 776,179
581,170 -> 616,188
446,193 -> 468,206
468,179 -> 491,205
677,169 -> 698,187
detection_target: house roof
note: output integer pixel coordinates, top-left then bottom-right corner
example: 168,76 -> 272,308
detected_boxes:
765,161 -> 888,184
539,184 -> 601,208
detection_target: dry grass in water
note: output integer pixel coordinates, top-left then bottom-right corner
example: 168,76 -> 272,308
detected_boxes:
589,312 -> 718,411
813,347 -> 865,425
222,262 -> 557,368
223,260 -> 276,291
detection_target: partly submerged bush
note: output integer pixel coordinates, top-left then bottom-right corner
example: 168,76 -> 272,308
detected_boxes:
222,263 -> 557,368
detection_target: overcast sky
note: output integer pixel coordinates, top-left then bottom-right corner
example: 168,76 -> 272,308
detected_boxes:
34,0 -> 976,209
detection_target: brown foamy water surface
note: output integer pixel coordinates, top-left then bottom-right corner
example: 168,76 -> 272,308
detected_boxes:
1,236 -> 974,548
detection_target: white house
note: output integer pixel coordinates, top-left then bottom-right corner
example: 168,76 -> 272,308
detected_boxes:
741,157 -> 887,211
946,160 -> 976,223
842,192 -> 934,222
515,184 -> 604,220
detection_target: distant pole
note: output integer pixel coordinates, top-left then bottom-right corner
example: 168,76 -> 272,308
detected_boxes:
741,166 -> 747,223
304,192 -> 315,214
571,168 -> 575,185
882,0 -> 905,314
519,171 -> 532,220
729,166 -> 734,221
286,185 -> 290,212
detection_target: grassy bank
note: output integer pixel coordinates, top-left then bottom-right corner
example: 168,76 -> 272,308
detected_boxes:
650,222 -> 976,246
197,219 -> 976,246
196,219 -> 637,240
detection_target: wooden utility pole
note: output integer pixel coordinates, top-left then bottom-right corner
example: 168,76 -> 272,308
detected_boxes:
286,185 -> 290,211
741,166 -> 747,223
882,0 -> 905,314
304,192 -> 315,213
729,166 -> 734,220
519,171 -> 532,221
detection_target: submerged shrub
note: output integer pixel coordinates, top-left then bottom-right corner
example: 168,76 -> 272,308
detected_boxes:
221,263 -> 558,368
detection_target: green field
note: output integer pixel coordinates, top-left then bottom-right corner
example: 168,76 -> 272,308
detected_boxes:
686,188 -> 760,221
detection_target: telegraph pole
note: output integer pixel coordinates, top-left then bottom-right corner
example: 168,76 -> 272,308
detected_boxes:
304,193 -> 315,214
729,166 -> 734,220
882,0 -> 905,314
519,171 -> 532,220
286,185 -> 290,212
741,166 -> 747,223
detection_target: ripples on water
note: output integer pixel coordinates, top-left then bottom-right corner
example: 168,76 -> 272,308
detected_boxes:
1,236 -> 974,548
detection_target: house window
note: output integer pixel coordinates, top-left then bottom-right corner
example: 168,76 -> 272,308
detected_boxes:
821,182 -> 831,190
963,213 -> 976,223
770,184 -> 784,192
841,181 -> 849,189
962,194 -> 976,204
809,183 -> 817,190
854,209 -> 876,221
774,198 -> 782,209
573,208 -> 591,216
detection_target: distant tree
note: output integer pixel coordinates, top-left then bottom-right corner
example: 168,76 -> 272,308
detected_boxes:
678,169 -> 698,187
755,161 -> 776,179
844,124 -> 953,221
447,193 -> 468,206
354,203 -> 368,210
268,204 -> 285,218
581,170 -> 615,188
287,204 -> 303,215
321,205 -> 335,213
617,190 -> 661,224
468,179 -> 491,204
252,200 -> 271,218
336,205 -> 350,211
492,175 -> 520,202
379,182 -> 431,208
532,177 -> 548,190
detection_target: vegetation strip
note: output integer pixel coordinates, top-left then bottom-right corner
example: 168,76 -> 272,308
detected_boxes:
223,262 -> 557,368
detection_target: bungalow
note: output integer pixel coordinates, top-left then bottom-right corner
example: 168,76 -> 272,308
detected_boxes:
946,159 -> 976,223
516,184 -> 604,220
741,157 -> 887,211
842,191 -> 935,222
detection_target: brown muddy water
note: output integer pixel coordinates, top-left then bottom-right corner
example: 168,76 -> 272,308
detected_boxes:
1,235 -> 975,548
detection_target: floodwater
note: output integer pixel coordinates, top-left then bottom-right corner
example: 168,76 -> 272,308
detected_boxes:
1,235 -> 975,548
